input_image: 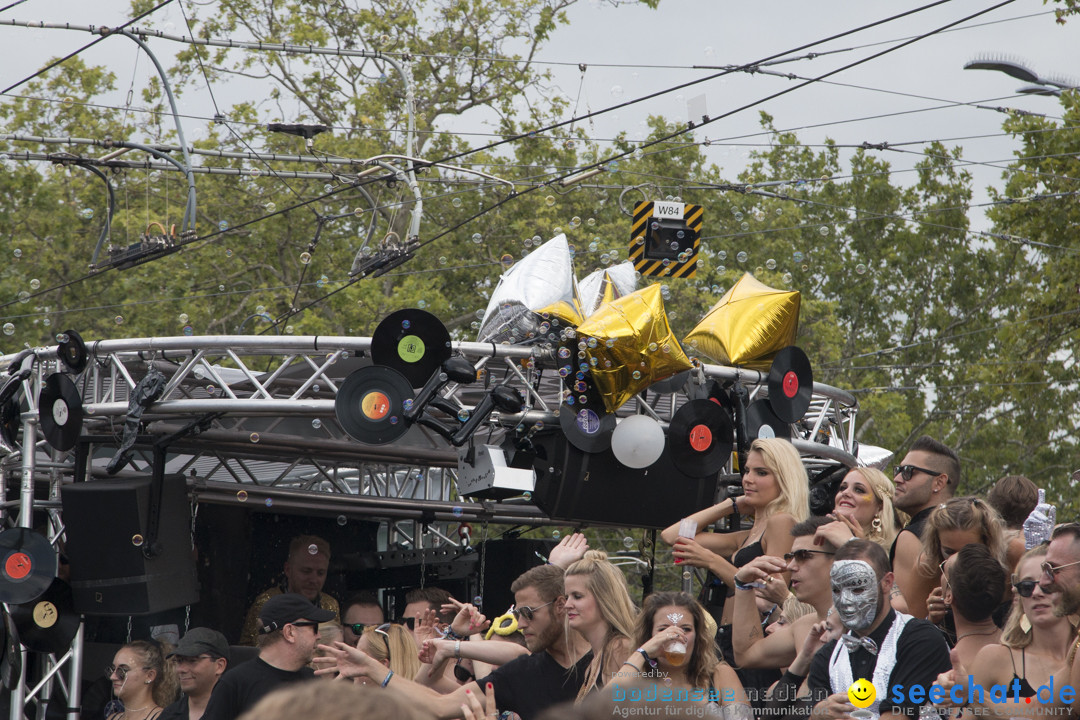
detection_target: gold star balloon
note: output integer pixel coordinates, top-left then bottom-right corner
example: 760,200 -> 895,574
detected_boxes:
683,273 -> 800,370
577,284 -> 692,412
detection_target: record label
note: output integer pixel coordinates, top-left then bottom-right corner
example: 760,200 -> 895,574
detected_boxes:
576,409 -> 601,435
758,424 -> 776,439
32,601 -> 57,629
4,554 -> 31,581
38,373 -> 84,452
52,399 -> 70,425
361,391 -> 390,420
689,425 -> 712,452
398,335 -> 425,363
783,371 -> 799,398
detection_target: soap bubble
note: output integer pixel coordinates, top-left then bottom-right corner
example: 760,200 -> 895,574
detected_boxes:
855,263 -> 867,275
337,514 -> 347,526
300,251 -> 312,264
717,250 -> 727,260
218,220 -> 229,231
766,258 -> 777,270
311,418 -> 322,429
3,324 -> 14,336
183,325 -> 194,336
29,279 -> 40,290
452,197 -> 462,208
457,409 -> 471,422
79,208 -> 95,220
18,291 -> 29,303
249,432 -> 260,443
308,543 -> 319,555
545,195 -> 555,207
114,315 -> 124,325
12,249 -> 21,258
782,273 -> 793,285
793,251 -> 805,263
131,534 -> 144,547
236,490 -> 248,502
265,201 -> 276,212
736,251 -> 748,263
471,232 -> 483,244
552,530 -> 561,539
819,225 -> 830,236
734,212 -> 743,221
265,498 -> 274,507
439,256 -> 447,265
55,332 -> 69,344
610,85 -> 624,97
473,596 -> 483,606
179,313 -> 190,323
740,222 -> 749,231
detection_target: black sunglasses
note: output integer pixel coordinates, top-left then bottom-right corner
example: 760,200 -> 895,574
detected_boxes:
894,464 -> 943,482
512,601 -> 553,621
784,549 -> 834,563
453,659 -> 475,683
1014,580 -> 1038,598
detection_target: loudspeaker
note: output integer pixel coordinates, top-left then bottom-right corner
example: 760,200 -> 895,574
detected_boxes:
532,434 -> 719,528
477,538 -> 558,616
61,476 -> 199,615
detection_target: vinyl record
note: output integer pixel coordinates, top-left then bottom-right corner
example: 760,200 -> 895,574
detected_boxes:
371,309 -> 452,388
335,366 -> 414,445
648,370 -> 691,395
669,399 -> 734,477
38,374 -> 83,452
56,329 -> 87,374
745,399 -> 791,441
0,610 -> 19,690
559,405 -> 616,453
767,346 -> 813,423
0,528 -> 57,605
0,397 -> 18,449
11,578 -> 79,655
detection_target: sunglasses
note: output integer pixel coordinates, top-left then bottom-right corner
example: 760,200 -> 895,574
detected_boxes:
105,664 -> 146,681
894,464 -> 943,482
453,659 -> 475,683
1014,580 -> 1039,598
1041,559 -> 1080,579
373,623 -> 392,666
784,549 -> 834,563
939,559 -> 953,592
290,620 -> 321,630
512,601 -> 553,621
345,623 -> 371,635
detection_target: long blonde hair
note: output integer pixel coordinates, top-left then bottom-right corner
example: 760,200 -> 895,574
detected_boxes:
844,467 -> 906,550
921,497 -> 1007,572
362,624 -> 420,680
564,550 -> 638,702
750,438 -> 810,522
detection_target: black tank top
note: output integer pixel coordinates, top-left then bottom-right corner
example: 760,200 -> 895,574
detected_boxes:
1009,647 -> 1037,698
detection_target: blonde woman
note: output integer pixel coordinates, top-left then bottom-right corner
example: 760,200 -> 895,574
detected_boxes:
105,640 -> 179,720
813,467 -> 906,551
356,624 -> 421,686
563,550 -> 638,702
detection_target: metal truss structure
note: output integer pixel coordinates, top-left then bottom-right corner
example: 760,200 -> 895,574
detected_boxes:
0,334 -> 861,719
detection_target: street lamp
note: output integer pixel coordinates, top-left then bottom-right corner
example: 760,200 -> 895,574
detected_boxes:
964,56 -> 1076,97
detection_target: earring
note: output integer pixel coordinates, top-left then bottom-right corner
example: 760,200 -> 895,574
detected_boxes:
872,515 -> 882,533
1020,614 -> 1032,633
145,680 -> 151,684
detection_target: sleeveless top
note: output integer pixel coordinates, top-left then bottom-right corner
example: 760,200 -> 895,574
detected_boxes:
889,506 -> 935,564
1008,647 -> 1037,698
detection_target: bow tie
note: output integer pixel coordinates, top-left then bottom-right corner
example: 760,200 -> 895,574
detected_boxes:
841,632 -> 878,656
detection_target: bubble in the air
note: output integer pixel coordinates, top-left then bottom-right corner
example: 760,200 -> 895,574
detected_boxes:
28,278 -> 41,291
855,263 -> 867,275
2,323 -> 14,336
740,222 -> 749,231
378,73 -> 388,84
236,490 -> 248,502
62,96 -> 74,108
608,160 -> 619,171
17,291 -> 29,303
553,226 -> 563,235
775,208 -> 783,216
114,315 -> 124,325
439,256 -> 448,265
225,249 -> 233,258
250,432 -> 260,443
610,85 -> 624,97
79,208 -> 95,219
716,265 -> 725,273
766,258 -> 777,270
307,543 -> 319,556
473,595 -> 483,606
734,212 -> 743,221
183,325 -> 194,336
132,534 -> 144,547
12,249 -> 21,258
300,251 -> 312,264
471,232 -> 483,244
648,342 -> 658,352
265,201 -> 276,212
311,418 -> 322,429
337,514 -> 347,526
588,242 -> 598,252
819,225 -> 830,236
457,409 -> 471,422
417,300 -> 427,309
265,498 -> 274,507
256,305 -> 266,314
552,530 -> 561,539
218,220 -> 229,231
623,536 -> 635,549
632,147 -> 644,160
55,332 -> 69,344
717,250 -> 727,261
545,195 -> 555,207
793,251 -> 805,263
783,273 -> 793,285
736,251 -> 748,263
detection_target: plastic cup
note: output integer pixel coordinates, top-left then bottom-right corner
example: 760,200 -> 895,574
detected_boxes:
663,639 -> 687,666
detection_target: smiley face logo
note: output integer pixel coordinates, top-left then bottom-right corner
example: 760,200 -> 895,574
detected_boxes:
848,678 -> 876,709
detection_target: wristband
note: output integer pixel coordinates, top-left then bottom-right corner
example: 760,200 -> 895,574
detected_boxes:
734,576 -> 766,591
636,648 -> 657,668
454,640 -> 461,659
731,496 -> 740,516
381,669 -> 394,688
445,626 -> 469,641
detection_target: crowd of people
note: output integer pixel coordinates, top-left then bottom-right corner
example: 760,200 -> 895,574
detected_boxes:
92,435 -> 1080,720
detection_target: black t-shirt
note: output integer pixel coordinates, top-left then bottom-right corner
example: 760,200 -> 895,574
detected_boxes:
889,506 -> 935,564
158,696 -> 188,720
808,610 -> 951,717
201,657 -> 314,720
476,650 -> 593,720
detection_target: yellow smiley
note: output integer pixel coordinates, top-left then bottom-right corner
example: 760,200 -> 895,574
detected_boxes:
847,678 -> 876,709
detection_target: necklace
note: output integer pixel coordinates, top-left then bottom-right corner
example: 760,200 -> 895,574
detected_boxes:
956,628 -> 998,642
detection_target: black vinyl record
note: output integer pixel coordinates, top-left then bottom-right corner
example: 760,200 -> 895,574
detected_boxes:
335,366 -> 414,445
11,578 -> 79,655
0,528 -> 57,605
57,329 -> 87,374
0,397 -> 18,449
371,309 -> 452,388
745,399 -> 791,441
0,610 -> 19,690
38,374 -> 83,452
669,399 -> 734,478
767,346 -> 813,423
559,405 -> 616,453
648,370 -> 691,395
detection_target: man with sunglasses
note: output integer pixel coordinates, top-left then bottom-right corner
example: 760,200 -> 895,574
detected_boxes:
203,593 -> 334,720
733,516 -> 838,672
1046,522 -> 1080,719
889,435 -> 959,619
340,591 -> 385,647
315,538 -> 593,720
160,627 -> 230,720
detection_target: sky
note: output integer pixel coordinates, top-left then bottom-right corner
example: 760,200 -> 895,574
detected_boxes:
1,0 -> 1078,233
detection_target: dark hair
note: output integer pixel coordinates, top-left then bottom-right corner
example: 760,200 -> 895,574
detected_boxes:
403,587 -> 453,623
833,539 -> 890,579
1051,522 -> 1080,544
510,563 -> 565,603
344,590 -> 381,610
987,475 -> 1038,529
635,592 -> 723,691
909,435 -> 961,493
791,515 -> 838,552
947,544 -> 1007,622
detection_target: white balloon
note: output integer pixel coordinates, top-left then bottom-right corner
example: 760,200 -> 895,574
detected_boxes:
610,415 -> 666,469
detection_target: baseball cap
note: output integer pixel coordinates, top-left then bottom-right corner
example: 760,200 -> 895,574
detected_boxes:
257,593 -> 335,633
169,627 -> 230,661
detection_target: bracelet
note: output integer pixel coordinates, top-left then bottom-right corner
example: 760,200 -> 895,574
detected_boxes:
621,661 -> 638,669
381,669 -> 394,688
636,648 -> 657,668
454,640 -> 461,659
734,576 -> 765,591
445,626 -> 469,641
731,496 -> 740,515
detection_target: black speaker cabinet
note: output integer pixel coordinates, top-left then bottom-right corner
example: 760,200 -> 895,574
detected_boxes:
61,476 -> 199,615
477,538 -> 558,615
531,434 -> 719,528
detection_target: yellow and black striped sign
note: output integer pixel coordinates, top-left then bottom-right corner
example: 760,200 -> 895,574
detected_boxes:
629,200 -> 703,278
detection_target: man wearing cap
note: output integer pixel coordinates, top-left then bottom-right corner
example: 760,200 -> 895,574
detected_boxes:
160,628 -> 229,720
203,593 -> 334,720
239,534 -> 339,646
